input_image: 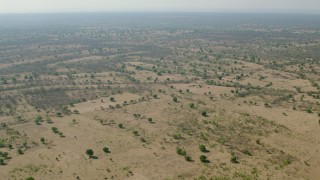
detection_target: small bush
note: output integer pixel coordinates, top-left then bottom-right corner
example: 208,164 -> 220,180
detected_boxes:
140,138 -> 147,143
231,155 -> 239,163
103,147 -> 110,153
242,149 -> 253,156
185,155 -> 193,162
51,127 -> 59,133
306,108 -> 312,113
199,145 -> 208,152
17,148 -> 23,154
200,155 -> 209,163
201,111 -> 207,117
0,158 -> 4,165
173,97 -> 178,102
118,123 -> 124,129
176,147 -> 182,155
86,149 -> 94,157
133,130 -> 139,136
189,103 -> 195,108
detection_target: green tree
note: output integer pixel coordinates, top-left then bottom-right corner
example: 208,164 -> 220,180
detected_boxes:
173,97 -> 178,102
185,155 -> 193,162
103,147 -> 110,153
200,155 -> 208,163
189,103 -> 195,108
25,177 -> 35,180
118,123 -> 124,129
17,148 -> 23,154
201,111 -> 207,117
231,155 -> 239,163
86,149 -> 94,157
199,145 -> 207,152
51,127 -> 59,133
176,147 -> 186,156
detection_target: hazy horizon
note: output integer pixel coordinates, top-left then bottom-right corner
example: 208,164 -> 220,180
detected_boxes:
0,0 -> 320,14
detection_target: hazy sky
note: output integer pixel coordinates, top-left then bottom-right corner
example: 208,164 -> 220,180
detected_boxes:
0,0 -> 319,13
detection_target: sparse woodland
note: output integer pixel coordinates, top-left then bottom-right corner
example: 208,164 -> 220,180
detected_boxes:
0,13 -> 319,180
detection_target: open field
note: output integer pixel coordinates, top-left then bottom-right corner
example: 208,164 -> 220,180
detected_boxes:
0,13 -> 320,180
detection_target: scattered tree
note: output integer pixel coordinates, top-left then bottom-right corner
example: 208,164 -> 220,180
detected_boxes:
173,97 -> 178,102
201,111 -> 207,117
103,147 -> 110,153
199,145 -> 208,152
200,155 -> 209,163
86,149 -> 94,158
189,103 -> 195,108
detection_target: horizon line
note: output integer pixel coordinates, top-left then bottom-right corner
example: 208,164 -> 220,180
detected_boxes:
0,9 -> 319,15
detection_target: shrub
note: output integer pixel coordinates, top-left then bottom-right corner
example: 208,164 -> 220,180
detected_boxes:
103,147 -> 110,153
17,148 -> 23,154
173,133 -> 182,139
189,103 -> 195,108
147,118 -> 153,123
200,155 -> 208,163
173,97 -> 178,102
176,147 -> 187,156
0,141 -> 5,148
34,115 -> 43,125
46,117 -> 53,123
58,132 -> 64,137
242,149 -> 253,156
86,149 -> 94,157
25,177 -> 35,180
185,155 -> 193,162
181,150 -> 187,156
118,123 -> 124,128
231,155 -> 239,163
0,158 -> 4,165
201,111 -> 207,117
56,112 -> 62,117
140,138 -> 147,143
2,152 -> 9,159
133,130 -> 139,136
40,137 -> 45,144
51,127 -> 59,133
306,107 -> 312,113
199,145 -> 207,152
176,147 -> 182,155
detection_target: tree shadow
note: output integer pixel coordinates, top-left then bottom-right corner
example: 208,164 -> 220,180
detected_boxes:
202,160 -> 210,163
90,155 -> 99,159
202,149 -> 210,153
